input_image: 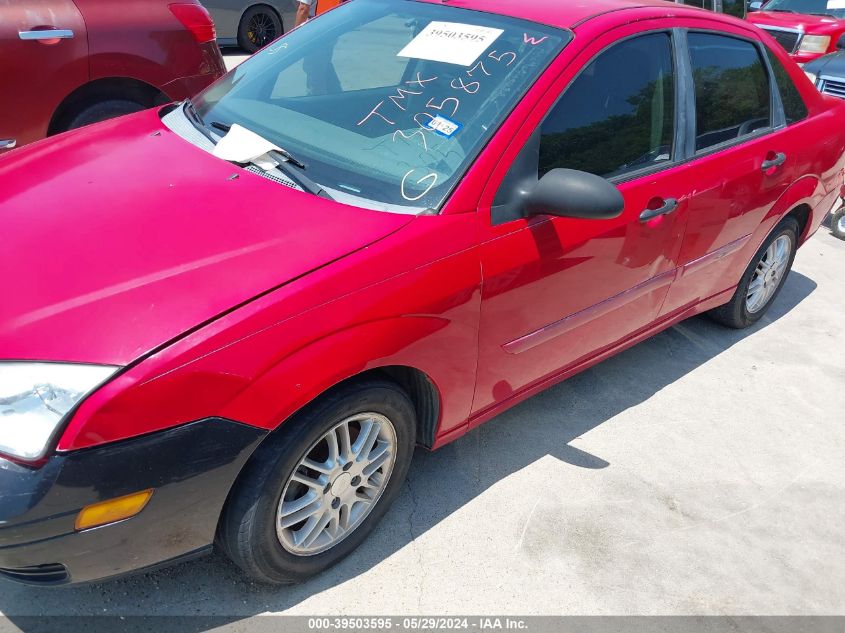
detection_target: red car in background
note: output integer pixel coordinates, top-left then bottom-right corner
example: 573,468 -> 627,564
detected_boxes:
1,0 -> 844,587
0,0 -> 225,153
748,0 -> 845,63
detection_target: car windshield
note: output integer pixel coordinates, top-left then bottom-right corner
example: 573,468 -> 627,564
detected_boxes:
763,0 -> 845,18
194,0 -> 569,213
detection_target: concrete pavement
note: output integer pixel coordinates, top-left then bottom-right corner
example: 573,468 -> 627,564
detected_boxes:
1,226 -> 843,620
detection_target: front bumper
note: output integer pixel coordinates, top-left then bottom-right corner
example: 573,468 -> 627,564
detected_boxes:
0,418 -> 265,585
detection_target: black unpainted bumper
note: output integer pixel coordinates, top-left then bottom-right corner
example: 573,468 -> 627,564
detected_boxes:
0,418 -> 266,585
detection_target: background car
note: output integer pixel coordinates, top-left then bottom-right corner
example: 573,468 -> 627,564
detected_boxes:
202,0 -> 298,52
0,0 -> 225,154
804,47 -> 845,98
747,0 -> 845,63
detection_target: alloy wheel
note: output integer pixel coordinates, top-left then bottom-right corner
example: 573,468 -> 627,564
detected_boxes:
276,413 -> 398,556
745,234 -> 791,314
247,13 -> 277,48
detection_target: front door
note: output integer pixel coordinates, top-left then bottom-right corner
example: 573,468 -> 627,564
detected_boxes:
472,26 -> 691,417
0,0 -> 88,153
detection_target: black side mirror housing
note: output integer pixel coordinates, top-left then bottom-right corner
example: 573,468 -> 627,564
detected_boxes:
525,169 -> 625,220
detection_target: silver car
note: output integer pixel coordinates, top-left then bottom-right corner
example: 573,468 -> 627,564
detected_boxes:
203,0 -> 298,52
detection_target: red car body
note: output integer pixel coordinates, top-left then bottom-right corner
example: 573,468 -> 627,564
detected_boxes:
748,8 -> 845,64
0,0 -> 225,154
1,0 -> 844,585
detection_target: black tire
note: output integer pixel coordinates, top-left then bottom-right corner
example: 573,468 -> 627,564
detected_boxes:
217,379 -> 416,584
707,216 -> 799,329
237,5 -> 283,53
63,99 -> 146,132
831,206 -> 845,240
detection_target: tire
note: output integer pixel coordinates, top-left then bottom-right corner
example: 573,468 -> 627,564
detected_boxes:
237,5 -> 283,53
707,216 -> 799,329
832,206 -> 845,240
63,99 -> 146,132
218,379 -> 416,584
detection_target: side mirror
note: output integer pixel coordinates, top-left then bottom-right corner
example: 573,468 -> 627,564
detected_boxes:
748,1 -> 763,12
525,168 -> 624,220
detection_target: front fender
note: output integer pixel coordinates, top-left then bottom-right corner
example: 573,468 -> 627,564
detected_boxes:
219,316 -> 478,443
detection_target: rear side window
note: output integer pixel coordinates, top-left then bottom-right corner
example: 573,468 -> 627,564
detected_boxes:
539,33 -> 676,179
688,33 -> 771,152
764,46 -> 809,124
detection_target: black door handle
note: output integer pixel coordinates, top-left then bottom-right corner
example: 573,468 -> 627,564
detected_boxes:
762,152 -> 787,171
639,198 -> 678,222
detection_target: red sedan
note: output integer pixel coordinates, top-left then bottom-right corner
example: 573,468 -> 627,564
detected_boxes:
0,0 -> 225,154
1,0 -> 843,586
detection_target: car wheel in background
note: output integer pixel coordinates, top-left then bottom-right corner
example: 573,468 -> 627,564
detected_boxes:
238,5 -> 283,53
217,379 -> 416,584
707,216 -> 799,329
63,99 -> 146,132
831,205 -> 845,240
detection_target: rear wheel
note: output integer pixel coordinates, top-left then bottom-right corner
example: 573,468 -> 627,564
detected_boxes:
218,379 -> 416,584
62,99 -> 146,132
237,5 -> 283,53
832,206 -> 845,240
707,217 -> 799,329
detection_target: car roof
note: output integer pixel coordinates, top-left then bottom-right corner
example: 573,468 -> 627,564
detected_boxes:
414,0 -> 705,30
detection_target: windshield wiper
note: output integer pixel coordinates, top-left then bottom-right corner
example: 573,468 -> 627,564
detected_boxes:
210,121 -> 307,170
183,99 -> 216,143
769,8 -> 797,13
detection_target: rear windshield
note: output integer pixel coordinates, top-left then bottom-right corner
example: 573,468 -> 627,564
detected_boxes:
194,0 -> 569,212
762,0 -> 845,19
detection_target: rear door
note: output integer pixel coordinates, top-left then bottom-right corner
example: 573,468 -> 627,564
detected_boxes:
0,0 -> 88,152
659,28 -> 810,316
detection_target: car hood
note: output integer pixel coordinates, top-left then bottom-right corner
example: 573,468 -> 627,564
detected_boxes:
749,11 -> 845,34
0,110 -> 413,366
805,50 -> 845,76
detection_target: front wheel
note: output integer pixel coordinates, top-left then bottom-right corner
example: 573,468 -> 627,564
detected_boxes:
832,206 -> 845,240
218,379 -> 416,584
707,217 -> 799,329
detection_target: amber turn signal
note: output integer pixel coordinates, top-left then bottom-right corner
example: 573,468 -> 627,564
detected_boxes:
75,489 -> 154,531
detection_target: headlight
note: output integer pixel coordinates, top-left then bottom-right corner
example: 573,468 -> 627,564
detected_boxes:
804,70 -> 819,85
799,35 -> 831,54
0,363 -> 118,461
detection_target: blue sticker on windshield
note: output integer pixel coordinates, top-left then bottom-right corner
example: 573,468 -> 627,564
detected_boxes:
425,115 -> 462,138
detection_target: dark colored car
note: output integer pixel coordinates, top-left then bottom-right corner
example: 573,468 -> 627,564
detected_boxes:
202,0 -> 298,52
804,48 -> 845,97
1,0 -> 844,587
0,0 -> 225,154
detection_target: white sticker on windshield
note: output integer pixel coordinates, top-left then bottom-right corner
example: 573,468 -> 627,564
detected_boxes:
398,22 -> 504,67
828,0 -> 845,8
425,115 -> 462,138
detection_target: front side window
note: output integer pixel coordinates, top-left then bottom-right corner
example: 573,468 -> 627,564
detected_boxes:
539,32 -> 676,179
688,33 -> 772,152
194,0 -> 569,212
